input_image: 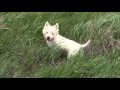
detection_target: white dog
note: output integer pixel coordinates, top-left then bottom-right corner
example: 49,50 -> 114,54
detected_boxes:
42,21 -> 91,58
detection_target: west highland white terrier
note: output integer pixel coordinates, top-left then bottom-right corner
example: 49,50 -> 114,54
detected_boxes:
42,21 -> 91,58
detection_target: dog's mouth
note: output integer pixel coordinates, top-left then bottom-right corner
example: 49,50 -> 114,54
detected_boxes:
46,37 -> 54,41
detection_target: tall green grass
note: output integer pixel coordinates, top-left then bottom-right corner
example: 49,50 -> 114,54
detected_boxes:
0,12 -> 120,78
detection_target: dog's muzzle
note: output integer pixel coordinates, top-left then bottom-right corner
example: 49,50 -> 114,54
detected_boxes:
47,36 -> 50,41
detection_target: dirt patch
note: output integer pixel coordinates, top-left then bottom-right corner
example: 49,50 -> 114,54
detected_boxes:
0,16 -> 8,30
85,28 -> 120,57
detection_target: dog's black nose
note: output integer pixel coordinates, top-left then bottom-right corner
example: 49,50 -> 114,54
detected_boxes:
47,37 -> 50,40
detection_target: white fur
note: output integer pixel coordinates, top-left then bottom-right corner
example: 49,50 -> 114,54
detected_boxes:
42,21 -> 91,58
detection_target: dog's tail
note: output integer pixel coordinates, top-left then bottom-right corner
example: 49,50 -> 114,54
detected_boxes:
81,39 -> 91,48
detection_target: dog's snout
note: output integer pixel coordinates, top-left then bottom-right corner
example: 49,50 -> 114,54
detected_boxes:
47,36 -> 50,40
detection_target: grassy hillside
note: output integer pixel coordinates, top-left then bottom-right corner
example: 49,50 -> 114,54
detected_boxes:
0,12 -> 120,78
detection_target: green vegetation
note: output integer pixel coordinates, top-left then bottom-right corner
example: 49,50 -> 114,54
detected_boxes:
0,12 -> 120,78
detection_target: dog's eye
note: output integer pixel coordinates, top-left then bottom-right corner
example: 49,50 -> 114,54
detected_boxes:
52,33 -> 54,35
46,32 -> 48,33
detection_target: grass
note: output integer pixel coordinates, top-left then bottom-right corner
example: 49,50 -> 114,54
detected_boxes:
0,12 -> 120,78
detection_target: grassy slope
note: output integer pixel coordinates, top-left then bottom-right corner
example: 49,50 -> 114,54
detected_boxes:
0,12 -> 120,78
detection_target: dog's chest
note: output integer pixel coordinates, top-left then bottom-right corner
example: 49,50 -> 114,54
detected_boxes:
46,41 -> 54,47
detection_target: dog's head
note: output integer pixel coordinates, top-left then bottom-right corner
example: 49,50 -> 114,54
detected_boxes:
42,21 -> 59,41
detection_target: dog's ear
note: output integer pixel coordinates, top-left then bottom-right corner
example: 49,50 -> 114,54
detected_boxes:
44,21 -> 50,27
54,23 -> 59,31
